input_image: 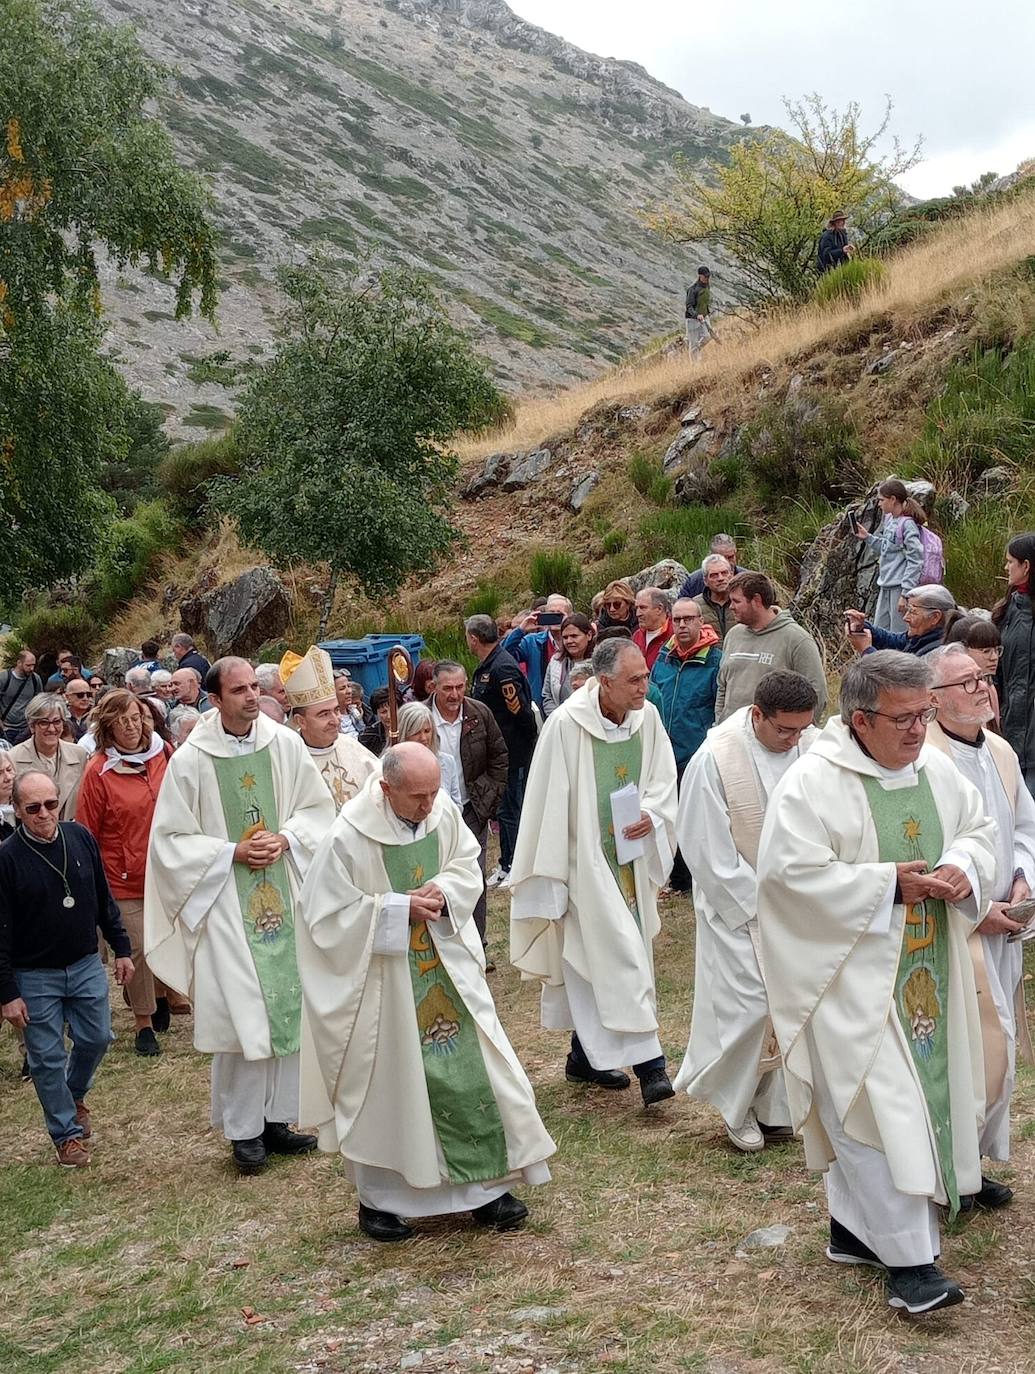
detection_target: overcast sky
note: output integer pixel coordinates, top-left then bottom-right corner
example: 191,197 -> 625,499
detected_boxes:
509,0 -> 1035,199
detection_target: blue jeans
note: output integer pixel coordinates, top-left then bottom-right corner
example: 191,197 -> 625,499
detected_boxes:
17,953 -> 114,1144
497,764 -> 528,872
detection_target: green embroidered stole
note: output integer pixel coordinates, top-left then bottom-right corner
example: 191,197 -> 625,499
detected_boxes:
381,831 -> 509,1185
211,747 -> 301,1058
591,731 -> 644,930
860,771 -> 959,1216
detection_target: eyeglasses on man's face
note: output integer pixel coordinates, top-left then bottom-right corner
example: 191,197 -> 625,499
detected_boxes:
66,690 -> 92,699
23,798 -> 60,815
865,706 -> 937,730
930,674 -> 995,695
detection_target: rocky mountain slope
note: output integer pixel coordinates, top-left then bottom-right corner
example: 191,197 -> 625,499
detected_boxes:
94,0 -> 743,432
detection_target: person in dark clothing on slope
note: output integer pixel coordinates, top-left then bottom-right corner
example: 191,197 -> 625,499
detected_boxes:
994,532 -> 1035,795
817,210 -> 852,274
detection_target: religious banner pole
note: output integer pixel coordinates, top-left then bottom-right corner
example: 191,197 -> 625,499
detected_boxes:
386,644 -> 414,746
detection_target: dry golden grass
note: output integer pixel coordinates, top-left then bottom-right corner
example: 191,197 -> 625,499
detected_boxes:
3,870 -> 1035,1374
457,196 -> 1035,463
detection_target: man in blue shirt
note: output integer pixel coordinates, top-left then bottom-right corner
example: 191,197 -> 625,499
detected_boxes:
501,594 -> 572,711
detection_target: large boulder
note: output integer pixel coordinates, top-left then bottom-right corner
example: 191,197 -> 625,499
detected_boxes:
627,559 -> 691,594
791,494 -> 881,642
100,647 -> 140,686
180,567 -> 291,659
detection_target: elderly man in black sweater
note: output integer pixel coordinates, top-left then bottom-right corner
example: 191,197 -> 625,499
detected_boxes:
0,771 -> 133,1168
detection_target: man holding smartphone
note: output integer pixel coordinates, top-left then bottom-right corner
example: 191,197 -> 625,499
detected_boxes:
501,594 -> 573,712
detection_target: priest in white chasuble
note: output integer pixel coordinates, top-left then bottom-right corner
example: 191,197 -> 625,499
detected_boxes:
758,651 -> 996,1316
509,638 -> 678,1108
673,670 -> 819,1153
281,645 -> 379,811
297,743 -> 555,1244
926,644 -> 1035,1201
145,657 -> 336,1175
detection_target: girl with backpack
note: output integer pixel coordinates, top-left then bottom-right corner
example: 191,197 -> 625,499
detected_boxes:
993,532 -> 1035,795
854,478 -> 943,631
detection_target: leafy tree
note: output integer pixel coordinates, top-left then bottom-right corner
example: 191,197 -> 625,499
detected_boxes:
740,113 -> 752,126
644,95 -> 920,304
0,0 -> 217,597
212,264 -> 509,636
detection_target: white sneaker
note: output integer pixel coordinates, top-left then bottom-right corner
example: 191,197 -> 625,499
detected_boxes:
486,865 -> 508,889
499,869 -> 514,890
725,1111 -> 765,1152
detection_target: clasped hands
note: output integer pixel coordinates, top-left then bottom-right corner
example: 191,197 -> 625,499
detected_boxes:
234,830 -> 288,870
896,860 -> 971,906
408,881 -> 446,925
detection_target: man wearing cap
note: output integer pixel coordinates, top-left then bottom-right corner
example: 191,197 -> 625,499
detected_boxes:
297,743 -> 555,1242
145,657 -> 336,1175
845,586 -> 956,658
817,211 -> 852,274
281,647 -> 379,812
685,266 -> 712,359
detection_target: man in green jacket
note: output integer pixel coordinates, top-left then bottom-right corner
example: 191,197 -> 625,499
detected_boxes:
685,266 -> 713,359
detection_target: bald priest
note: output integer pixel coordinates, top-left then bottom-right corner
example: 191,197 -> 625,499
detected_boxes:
297,743 -> 555,1242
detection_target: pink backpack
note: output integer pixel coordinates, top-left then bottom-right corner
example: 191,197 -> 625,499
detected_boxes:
896,518 -> 944,585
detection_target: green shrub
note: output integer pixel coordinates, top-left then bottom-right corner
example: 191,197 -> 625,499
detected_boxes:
529,547 -> 582,601
9,605 -> 100,665
646,473 -> 673,505
421,626 -> 477,674
812,256 -> 888,307
464,581 -> 502,618
628,451 -> 658,496
601,528 -> 627,555
158,433 -> 241,521
903,340 -> 1035,483
90,499 -> 182,614
735,394 -> 865,502
636,505 -> 747,570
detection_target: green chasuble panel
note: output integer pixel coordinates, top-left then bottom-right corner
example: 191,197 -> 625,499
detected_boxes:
212,748 -> 301,1058
860,772 -> 959,1216
381,831 -> 509,1185
591,732 -> 644,930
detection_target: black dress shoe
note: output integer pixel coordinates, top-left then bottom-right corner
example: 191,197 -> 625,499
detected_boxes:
232,1136 -> 268,1175
151,997 -> 171,1033
759,1121 -> 796,1142
565,1055 -> 630,1090
262,1121 -> 318,1155
358,1203 -> 414,1242
134,1027 -> 162,1057
638,1067 -> 675,1106
959,1175 -> 1014,1211
471,1191 -> 528,1231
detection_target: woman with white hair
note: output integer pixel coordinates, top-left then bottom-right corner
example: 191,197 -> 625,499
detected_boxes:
396,702 -> 463,807
8,693 -> 88,820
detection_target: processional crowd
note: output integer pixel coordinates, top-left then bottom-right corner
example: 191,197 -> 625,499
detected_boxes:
4,519 -> 1035,1318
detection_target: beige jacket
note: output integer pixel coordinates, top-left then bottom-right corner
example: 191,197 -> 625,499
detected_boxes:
9,738 -> 88,821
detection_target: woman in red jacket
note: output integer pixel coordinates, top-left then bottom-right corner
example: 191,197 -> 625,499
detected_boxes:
75,690 -> 174,1057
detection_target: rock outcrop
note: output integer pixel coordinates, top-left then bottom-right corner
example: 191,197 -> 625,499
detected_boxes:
180,567 -> 291,658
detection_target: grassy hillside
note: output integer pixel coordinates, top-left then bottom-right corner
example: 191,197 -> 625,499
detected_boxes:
86,190 -> 1035,664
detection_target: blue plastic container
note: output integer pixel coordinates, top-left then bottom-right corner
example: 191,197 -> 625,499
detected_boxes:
319,635 -> 425,697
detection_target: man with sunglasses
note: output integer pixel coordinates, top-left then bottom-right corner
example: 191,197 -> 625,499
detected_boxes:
673,670 -> 818,1152
758,651 -> 996,1315
925,644 -> 1035,1206
0,771 -> 133,1169
64,678 -> 94,743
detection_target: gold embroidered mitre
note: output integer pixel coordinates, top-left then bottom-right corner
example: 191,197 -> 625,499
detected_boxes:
281,645 -> 337,709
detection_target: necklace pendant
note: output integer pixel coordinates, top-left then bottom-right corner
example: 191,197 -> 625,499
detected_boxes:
63,894 -> 76,909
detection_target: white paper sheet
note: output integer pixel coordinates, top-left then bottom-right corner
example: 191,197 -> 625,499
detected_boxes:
610,782 -> 645,866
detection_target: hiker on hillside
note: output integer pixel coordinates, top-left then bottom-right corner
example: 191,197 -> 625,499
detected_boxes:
854,479 -> 931,631
993,533 -> 1035,795
817,211 -> 853,274
685,266 -> 713,359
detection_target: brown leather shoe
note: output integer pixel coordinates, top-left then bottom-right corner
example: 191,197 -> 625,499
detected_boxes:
56,1138 -> 90,1169
74,1100 -> 92,1139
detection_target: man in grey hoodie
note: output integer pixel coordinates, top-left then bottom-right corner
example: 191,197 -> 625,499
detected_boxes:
715,573 -> 827,723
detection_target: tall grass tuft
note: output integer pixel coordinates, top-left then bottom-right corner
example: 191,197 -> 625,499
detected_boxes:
464,581 -> 502,619
637,505 -> 748,571
812,256 -> 887,307
529,547 -> 582,601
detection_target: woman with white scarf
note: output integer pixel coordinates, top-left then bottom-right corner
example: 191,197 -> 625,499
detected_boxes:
75,690 -> 174,1057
